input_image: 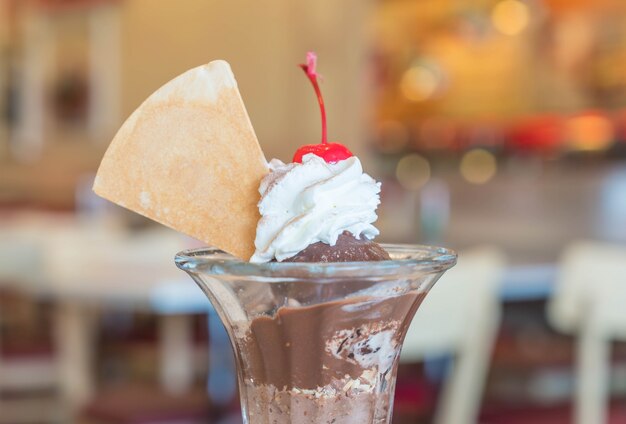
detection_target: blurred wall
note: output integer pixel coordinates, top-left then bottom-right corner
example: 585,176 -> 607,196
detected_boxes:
118,0 -> 375,162
0,1 -> 8,161
1,1 -> 377,208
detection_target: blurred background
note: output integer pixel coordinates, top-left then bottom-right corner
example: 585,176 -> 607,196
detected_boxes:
2,0 -> 626,423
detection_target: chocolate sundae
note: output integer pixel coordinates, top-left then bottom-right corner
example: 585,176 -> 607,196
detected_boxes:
94,52 -> 456,424
230,53 -> 421,423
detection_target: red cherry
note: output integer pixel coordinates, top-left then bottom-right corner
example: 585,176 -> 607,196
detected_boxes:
293,142 -> 353,163
294,52 -> 353,164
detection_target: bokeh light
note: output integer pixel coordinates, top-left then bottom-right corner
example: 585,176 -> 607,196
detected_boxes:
399,65 -> 439,102
566,114 -> 614,152
491,0 -> 530,36
460,149 -> 497,184
396,154 -> 431,190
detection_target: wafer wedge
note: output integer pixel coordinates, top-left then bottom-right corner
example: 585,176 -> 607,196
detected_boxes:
94,60 -> 268,259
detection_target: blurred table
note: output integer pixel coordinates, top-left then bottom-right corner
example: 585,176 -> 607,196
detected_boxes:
0,212 -> 210,408
0,211 -> 563,412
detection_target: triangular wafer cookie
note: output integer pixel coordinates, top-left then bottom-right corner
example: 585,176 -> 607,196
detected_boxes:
94,60 -> 268,259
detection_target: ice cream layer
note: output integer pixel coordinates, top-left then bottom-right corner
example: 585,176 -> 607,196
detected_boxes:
251,154 -> 382,263
237,291 -> 426,423
239,292 -> 423,389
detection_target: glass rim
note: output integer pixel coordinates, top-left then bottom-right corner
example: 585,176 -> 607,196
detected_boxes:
175,243 -> 457,280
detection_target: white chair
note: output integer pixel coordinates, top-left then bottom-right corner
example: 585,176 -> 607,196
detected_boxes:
0,221 -> 65,423
401,246 -> 506,424
547,241 -> 626,424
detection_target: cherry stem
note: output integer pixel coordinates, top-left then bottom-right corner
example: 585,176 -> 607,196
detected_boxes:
300,52 -> 327,145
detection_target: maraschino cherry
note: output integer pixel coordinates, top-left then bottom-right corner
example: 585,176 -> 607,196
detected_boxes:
292,52 -> 353,164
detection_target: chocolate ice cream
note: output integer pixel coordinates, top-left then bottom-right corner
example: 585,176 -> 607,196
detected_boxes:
282,232 -> 390,263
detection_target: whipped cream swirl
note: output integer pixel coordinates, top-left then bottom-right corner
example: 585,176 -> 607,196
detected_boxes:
251,154 -> 381,263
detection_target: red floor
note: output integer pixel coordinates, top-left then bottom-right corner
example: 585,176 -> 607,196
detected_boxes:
481,403 -> 626,424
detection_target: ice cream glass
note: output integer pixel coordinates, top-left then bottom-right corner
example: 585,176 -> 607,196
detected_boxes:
176,244 -> 456,424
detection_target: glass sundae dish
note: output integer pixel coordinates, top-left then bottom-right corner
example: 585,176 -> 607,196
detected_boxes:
176,245 -> 455,424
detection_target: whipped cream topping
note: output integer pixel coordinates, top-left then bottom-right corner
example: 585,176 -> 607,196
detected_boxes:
251,154 -> 381,263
